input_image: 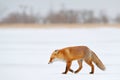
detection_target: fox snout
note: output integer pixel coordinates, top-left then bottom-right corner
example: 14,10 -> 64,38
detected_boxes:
48,58 -> 53,64
48,61 -> 52,64
48,51 -> 58,64
48,62 -> 51,64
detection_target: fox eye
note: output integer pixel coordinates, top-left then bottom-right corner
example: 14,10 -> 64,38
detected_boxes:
55,50 -> 58,52
54,50 -> 59,54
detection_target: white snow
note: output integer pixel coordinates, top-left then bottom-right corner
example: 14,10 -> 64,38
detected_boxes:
0,27 -> 120,80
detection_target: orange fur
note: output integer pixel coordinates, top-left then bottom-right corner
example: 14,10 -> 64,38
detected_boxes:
48,46 -> 105,74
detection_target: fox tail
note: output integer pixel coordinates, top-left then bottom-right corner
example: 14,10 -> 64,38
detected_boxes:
92,51 -> 106,71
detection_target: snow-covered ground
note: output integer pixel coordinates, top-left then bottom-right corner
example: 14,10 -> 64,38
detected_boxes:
0,27 -> 120,80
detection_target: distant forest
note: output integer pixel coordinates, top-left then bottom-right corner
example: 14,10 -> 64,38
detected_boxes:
1,6 -> 120,24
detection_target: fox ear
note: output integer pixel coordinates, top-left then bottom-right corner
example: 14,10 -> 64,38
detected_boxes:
54,49 -> 59,54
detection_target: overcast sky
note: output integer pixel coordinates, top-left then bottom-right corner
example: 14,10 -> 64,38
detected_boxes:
0,0 -> 120,18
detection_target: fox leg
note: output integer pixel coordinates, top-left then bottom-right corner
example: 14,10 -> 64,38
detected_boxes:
85,59 -> 94,74
62,61 -> 72,74
69,68 -> 74,73
74,60 -> 83,73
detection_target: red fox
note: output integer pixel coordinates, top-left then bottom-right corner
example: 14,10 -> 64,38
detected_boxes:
48,46 -> 105,74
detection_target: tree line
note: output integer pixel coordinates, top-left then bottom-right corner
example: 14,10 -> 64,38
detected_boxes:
1,8 -> 120,24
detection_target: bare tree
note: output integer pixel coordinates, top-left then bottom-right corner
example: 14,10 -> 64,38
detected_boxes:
0,3 -> 7,23
1,6 -> 39,24
45,9 -> 78,24
114,14 -> 120,23
99,11 -> 109,24
78,10 -> 98,23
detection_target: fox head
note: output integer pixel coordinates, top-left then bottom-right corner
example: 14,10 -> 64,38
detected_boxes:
48,50 -> 65,64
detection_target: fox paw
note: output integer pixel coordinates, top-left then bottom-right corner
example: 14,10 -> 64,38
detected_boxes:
69,69 -> 74,73
62,72 -> 67,74
89,72 -> 94,74
74,70 -> 79,74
